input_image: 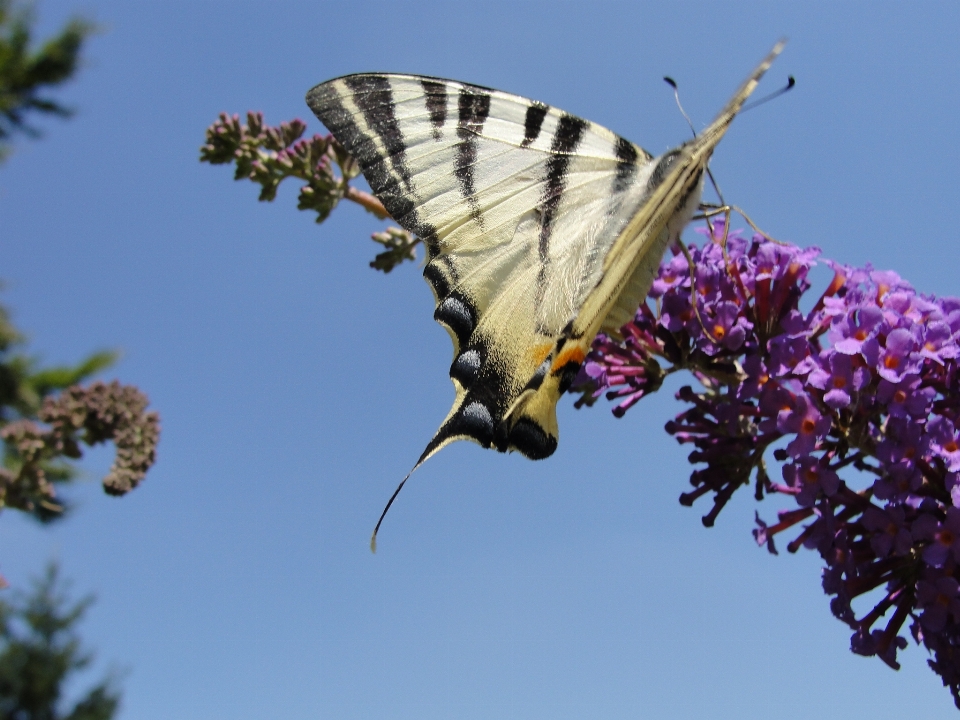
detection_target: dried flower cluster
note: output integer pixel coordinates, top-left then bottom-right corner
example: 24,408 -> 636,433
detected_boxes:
573,220 -> 960,705
1,381 -> 159,516
200,112 -> 417,272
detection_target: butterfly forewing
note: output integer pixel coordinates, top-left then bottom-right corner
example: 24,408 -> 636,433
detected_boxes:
305,40 -> 785,476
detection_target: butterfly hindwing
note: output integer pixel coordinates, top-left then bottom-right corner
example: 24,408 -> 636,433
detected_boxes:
305,40 -> 785,475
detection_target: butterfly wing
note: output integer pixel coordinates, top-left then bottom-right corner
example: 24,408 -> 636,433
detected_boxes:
305,40 -> 784,471
306,74 -> 659,462
506,41 -> 786,455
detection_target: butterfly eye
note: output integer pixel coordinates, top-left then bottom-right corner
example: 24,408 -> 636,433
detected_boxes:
647,149 -> 683,191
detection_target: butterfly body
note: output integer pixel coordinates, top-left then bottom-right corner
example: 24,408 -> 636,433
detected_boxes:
306,42 -> 784,476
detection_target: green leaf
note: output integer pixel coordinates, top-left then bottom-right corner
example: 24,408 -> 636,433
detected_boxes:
28,350 -> 117,397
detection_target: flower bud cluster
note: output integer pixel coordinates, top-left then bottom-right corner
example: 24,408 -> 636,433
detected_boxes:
200,111 -> 349,220
201,113 -> 417,271
573,220 -> 960,705
0,381 -> 160,518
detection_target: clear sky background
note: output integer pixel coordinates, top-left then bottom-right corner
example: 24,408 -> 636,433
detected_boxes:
0,0 -> 958,717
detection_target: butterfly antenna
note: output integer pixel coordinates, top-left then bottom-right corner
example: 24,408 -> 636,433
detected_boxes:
663,76 -> 698,139
664,76 -> 727,207
741,76 -> 795,112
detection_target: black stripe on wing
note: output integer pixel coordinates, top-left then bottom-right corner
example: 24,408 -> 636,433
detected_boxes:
614,137 -> 641,193
455,85 -> 492,229
344,75 -> 415,194
534,114 -> 589,297
306,77 -> 442,257
423,256 -> 455,300
520,102 -> 549,148
421,79 -> 447,140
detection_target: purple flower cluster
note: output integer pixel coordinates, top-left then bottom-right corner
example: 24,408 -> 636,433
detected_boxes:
573,219 -> 960,706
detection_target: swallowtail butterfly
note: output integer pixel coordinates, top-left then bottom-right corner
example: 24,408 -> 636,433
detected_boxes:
306,41 -> 785,545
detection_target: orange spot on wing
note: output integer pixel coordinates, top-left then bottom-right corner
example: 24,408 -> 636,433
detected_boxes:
551,346 -> 586,372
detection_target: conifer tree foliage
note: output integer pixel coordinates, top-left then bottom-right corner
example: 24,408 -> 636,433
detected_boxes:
0,0 -> 94,160
0,565 -> 118,720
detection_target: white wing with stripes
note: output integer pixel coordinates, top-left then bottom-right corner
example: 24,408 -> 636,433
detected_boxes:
305,41 -> 784,479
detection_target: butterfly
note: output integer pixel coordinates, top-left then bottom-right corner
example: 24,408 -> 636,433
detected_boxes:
306,41 -> 785,546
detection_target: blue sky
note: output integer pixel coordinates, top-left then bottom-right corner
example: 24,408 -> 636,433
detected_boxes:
0,0 -> 958,717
